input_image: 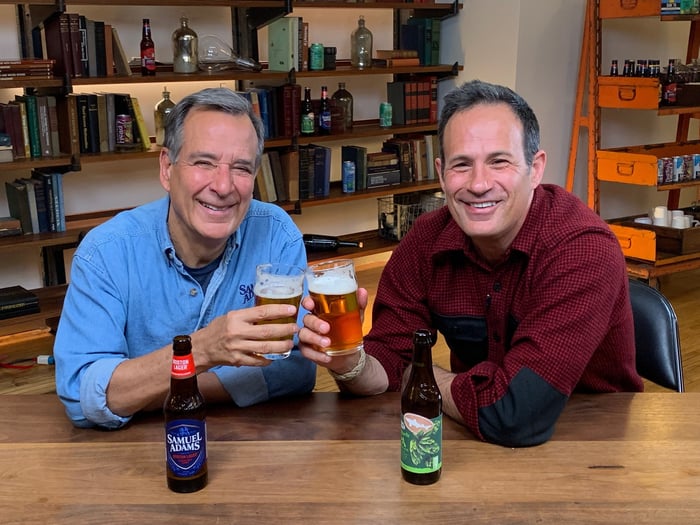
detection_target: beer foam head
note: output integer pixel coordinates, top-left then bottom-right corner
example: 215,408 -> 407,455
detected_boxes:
308,274 -> 357,295
254,280 -> 303,298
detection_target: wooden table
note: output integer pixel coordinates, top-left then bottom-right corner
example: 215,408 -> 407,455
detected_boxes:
1,392 -> 699,524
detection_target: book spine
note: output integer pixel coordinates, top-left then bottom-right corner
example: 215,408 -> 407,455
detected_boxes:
86,94 -> 100,153
68,13 -> 83,78
129,97 -> 152,151
13,101 -> 31,158
36,96 -> 53,157
21,96 -> 41,158
46,96 -> 61,156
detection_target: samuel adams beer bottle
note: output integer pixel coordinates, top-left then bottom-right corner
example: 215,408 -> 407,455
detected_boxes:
164,335 -> 208,493
401,329 -> 442,485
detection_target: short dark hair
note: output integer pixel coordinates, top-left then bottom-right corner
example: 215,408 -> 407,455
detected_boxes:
438,80 -> 540,166
163,87 -> 265,169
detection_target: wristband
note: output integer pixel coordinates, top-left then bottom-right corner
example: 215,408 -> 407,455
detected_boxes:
328,348 -> 367,382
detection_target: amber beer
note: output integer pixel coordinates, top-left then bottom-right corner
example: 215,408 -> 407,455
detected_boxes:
164,335 -> 208,493
307,259 -> 364,355
254,263 -> 305,359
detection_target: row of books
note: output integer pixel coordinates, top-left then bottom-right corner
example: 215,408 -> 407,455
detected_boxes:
0,58 -> 55,80
36,12 -> 131,78
254,132 -> 439,204
243,84 -> 301,140
0,94 -> 62,162
387,77 -> 439,126
4,169 -> 66,235
267,15 -> 442,72
69,92 -> 150,154
400,18 -> 442,67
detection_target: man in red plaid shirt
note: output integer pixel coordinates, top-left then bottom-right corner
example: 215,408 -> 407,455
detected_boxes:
299,80 -> 642,447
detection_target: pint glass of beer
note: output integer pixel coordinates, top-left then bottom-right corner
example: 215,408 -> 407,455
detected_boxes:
254,263 -> 305,360
306,259 -> 364,356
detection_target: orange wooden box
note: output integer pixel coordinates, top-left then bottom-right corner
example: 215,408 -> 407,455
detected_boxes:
609,223 -> 656,261
598,76 -> 659,109
609,207 -> 700,261
597,140 -> 700,185
600,0 -> 660,19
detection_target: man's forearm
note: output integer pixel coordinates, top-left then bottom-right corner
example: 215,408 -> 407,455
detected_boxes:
335,352 -> 390,396
433,366 -> 462,425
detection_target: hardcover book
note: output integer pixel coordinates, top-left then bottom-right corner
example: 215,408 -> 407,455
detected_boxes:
67,13 -> 83,78
341,145 -> 368,191
280,149 -> 299,202
4,180 -> 32,234
43,12 -> 74,78
0,286 -> 40,320
267,16 -> 299,72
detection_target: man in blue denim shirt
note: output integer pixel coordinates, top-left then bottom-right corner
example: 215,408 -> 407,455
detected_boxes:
54,88 -> 315,429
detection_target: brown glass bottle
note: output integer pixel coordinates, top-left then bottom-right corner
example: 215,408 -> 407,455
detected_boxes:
401,329 -> 442,485
140,18 -> 156,76
164,335 -> 208,493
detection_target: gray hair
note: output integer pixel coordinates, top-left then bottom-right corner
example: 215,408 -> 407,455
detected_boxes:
438,80 -> 540,167
163,87 -> 265,169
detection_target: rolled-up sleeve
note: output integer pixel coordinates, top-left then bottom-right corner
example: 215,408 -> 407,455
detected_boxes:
211,349 -> 315,406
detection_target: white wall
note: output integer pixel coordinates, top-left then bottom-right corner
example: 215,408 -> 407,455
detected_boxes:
1,2 -> 698,288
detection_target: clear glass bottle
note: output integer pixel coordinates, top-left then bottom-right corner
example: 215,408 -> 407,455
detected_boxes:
331,82 -> 353,133
154,86 -> 176,146
172,16 -> 198,74
351,16 -> 373,70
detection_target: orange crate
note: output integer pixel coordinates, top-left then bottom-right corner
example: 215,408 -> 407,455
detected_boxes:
609,223 -> 656,261
600,0 -> 659,19
597,149 -> 659,185
598,140 -> 700,185
598,76 -> 659,109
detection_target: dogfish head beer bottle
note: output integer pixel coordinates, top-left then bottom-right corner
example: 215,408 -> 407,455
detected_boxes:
164,335 -> 208,493
401,329 -> 442,485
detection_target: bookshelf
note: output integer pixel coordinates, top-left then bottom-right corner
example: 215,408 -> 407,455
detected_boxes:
0,1 -> 461,334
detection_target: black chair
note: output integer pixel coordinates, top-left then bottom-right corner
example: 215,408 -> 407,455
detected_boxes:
628,279 -> 685,392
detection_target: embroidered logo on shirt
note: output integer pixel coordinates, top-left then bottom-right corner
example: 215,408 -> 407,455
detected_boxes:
240,283 -> 254,303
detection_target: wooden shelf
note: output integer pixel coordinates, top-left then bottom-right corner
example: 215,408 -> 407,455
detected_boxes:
0,154 -> 75,173
0,209 -> 120,252
301,179 -> 441,208
307,229 -> 398,263
0,285 -> 65,337
70,64 -> 460,87
0,230 -> 395,337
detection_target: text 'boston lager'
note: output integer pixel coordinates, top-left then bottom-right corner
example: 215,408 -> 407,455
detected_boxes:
164,334 -> 208,493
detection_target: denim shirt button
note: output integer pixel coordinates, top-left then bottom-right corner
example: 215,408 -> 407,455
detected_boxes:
189,288 -> 198,296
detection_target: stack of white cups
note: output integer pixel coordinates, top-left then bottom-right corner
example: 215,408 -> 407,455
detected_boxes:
636,205 -> 700,229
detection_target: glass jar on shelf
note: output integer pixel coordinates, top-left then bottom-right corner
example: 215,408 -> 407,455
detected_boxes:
351,16 -> 373,70
154,86 -> 176,146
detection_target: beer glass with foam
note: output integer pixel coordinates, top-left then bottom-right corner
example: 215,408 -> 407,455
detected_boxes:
306,259 -> 364,355
254,263 -> 305,360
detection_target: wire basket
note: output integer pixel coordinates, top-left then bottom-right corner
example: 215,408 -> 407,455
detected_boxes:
377,192 -> 445,241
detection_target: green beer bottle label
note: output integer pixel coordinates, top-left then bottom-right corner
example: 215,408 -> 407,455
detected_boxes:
301,113 -> 315,134
400,412 -> 442,474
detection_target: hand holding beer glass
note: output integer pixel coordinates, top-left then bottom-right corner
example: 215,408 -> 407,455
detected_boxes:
306,259 -> 364,356
254,263 -> 305,360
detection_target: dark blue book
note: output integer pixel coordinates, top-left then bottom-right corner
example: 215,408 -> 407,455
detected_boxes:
312,145 -> 331,198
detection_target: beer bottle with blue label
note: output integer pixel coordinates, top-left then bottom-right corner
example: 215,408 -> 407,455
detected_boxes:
401,329 -> 442,485
164,335 -> 208,493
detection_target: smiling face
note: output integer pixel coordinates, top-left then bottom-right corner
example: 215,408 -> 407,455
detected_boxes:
159,108 -> 258,267
435,102 -> 546,264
